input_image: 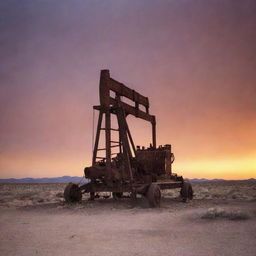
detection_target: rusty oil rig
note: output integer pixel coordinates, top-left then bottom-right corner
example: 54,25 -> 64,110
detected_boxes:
64,70 -> 193,207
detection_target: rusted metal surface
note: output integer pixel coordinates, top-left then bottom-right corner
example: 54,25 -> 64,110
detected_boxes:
64,70 -> 193,206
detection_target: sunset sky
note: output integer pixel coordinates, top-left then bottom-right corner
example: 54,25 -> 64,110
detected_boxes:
0,0 -> 255,179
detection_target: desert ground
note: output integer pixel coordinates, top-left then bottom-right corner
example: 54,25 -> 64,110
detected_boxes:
0,181 -> 256,256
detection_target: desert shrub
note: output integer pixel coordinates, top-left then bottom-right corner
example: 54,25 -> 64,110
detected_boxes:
56,192 -> 63,198
17,191 -> 37,200
202,207 -> 226,219
0,191 -> 13,196
212,193 -> 223,199
202,207 -> 250,220
36,198 -> 44,203
227,211 -> 250,220
0,198 -> 7,203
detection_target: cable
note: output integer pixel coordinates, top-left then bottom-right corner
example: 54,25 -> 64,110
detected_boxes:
92,108 -> 95,154
77,174 -> 85,185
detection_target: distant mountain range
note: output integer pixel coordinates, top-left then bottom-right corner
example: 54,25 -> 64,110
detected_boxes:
0,176 -> 254,183
189,178 -> 225,182
0,176 -> 89,183
189,178 -> 256,182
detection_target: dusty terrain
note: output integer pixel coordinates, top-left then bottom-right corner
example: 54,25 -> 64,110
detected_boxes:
0,181 -> 256,256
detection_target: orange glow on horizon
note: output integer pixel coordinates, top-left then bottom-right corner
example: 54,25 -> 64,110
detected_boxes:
1,151 -> 255,180
174,152 -> 256,180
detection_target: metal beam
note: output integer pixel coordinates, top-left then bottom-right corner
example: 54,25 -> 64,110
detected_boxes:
109,97 -> 155,123
92,111 -> 103,164
109,78 -> 149,108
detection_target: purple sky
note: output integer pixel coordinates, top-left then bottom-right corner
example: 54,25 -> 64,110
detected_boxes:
0,0 -> 256,178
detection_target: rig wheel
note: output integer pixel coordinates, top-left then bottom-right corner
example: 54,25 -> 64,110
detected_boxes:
180,181 -> 193,202
64,183 -> 82,203
112,192 -> 123,200
146,184 -> 161,208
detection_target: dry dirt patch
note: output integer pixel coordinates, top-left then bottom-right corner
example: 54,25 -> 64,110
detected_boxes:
0,181 -> 256,256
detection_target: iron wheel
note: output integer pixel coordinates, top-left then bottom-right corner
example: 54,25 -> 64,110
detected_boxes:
146,184 -> 161,208
180,181 -> 193,202
64,183 -> 82,203
112,192 -> 123,200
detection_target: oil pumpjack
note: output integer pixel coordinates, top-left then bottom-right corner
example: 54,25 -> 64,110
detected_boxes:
64,70 -> 193,207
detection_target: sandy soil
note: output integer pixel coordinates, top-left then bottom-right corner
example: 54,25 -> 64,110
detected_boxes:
0,181 -> 256,256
